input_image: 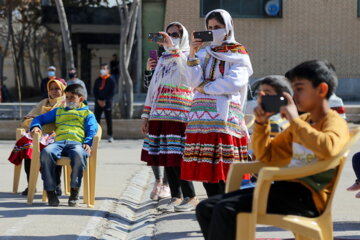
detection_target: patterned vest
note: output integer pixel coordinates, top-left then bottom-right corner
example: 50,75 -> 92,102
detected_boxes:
55,106 -> 91,143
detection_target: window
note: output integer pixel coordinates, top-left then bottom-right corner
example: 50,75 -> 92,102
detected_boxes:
200,0 -> 282,18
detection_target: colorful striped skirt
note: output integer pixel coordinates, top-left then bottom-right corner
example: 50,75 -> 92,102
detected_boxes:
141,120 -> 187,167
181,132 -> 248,183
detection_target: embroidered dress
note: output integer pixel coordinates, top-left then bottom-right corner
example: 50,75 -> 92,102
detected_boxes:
181,9 -> 253,183
141,23 -> 193,167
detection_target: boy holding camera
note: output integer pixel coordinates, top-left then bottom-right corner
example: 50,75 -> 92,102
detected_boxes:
196,60 -> 349,240
30,84 -> 98,207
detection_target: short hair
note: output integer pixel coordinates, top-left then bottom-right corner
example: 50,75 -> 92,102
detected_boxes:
100,63 -> 109,69
64,84 -> 85,97
257,75 -> 293,96
285,60 -> 338,99
206,11 -> 225,29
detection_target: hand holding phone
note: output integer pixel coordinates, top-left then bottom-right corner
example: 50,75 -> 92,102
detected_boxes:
261,95 -> 288,113
148,33 -> 165,43
193,31 -> 213,42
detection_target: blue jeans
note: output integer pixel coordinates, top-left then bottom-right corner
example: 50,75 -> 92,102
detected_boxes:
40,140 -> 89,191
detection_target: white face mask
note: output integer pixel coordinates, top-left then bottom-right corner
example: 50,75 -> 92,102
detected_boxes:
100,69 -> 107,76
211,28 -> 227,46
66,101 -> 79,110
171,38 -> 180,48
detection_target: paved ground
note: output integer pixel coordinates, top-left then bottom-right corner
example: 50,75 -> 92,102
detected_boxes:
0,137 -> 360,240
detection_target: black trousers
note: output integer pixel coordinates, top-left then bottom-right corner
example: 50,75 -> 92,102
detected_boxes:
203,181 -> 225,197
94,100 -> 112,136
165,166 -> 196,199
196,181 -> 320,240
24,158 -> 62,185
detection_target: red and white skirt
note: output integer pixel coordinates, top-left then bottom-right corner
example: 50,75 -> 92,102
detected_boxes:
141,120 -> 187,167
181,132 -> 248,183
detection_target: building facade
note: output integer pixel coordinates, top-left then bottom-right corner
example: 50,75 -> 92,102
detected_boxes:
162,0 -> 360,100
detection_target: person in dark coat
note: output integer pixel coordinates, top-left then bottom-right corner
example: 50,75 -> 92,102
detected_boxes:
93,64 -> 115,142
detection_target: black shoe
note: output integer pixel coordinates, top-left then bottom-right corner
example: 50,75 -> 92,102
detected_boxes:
55,184 -> 62,197
68,188 -> 80,207
21,188 -> 28,196
47,191 -> 60,207
21,187 -> 37,196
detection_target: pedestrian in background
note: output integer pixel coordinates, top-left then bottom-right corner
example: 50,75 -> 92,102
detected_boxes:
93,64 -> 115,143
41,66 -> 60,99
67,68 -> 88,100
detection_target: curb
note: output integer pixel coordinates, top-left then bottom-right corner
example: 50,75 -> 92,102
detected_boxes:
96,166 -> 157,240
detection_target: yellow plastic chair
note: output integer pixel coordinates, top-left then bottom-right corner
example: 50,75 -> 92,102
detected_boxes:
225,127 -> 360,240
244,114 -> 255,129
13,128 -> 70,195
27,125 -> 102,208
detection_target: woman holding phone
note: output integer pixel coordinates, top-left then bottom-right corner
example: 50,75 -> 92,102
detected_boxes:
141,22 -> 197,212
181,9 -> 253,197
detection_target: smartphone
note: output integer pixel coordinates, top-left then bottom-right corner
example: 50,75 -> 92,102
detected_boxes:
261,95 -> 288,113
193,31 -> 213,42
149,50 -> 158,60
148,33 -> 164,42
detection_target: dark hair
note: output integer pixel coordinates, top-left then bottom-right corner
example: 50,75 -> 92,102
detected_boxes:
166,23 -> 183,38
100,63 -> 109,69
285,60 -> 337,99
65,84 -> 85,97
206,12 -> 225,29
69,67 -> 77,72
258,75 -> 293,95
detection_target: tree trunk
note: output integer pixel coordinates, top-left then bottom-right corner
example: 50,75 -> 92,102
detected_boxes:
55,0 -> 75,72
0,6 -> 12,102
117,0 -> 139,119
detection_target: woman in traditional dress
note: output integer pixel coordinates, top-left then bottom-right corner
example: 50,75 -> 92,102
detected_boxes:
141,22 -> 198,212
181,9 -> 253,197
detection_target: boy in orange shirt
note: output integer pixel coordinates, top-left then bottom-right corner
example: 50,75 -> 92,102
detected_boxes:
196,60 -> 349,240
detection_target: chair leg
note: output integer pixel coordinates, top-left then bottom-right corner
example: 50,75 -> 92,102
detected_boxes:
83,166 -> 91,208
63,165 -> 71,196
13,164 -> 22,193
294,233 -> 314,240
42,190 -> 47,202
236,213 -> 256,240
89,157 -> 96,206
27,157 -> 41,205
317,213 -> 333,240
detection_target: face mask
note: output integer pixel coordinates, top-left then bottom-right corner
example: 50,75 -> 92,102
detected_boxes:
48,71 -> 55,77
100,69 -> 107,76
171,38 -> 180,48
68,73 -> 75,79
211,28 -> 227,46
66,101 -> 79,110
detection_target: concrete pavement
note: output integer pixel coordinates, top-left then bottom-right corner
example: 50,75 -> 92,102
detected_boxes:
0,138 -> 360,239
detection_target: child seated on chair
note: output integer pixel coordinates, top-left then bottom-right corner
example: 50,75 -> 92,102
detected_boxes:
195,60 -> 349,240
30,84 -> 98,207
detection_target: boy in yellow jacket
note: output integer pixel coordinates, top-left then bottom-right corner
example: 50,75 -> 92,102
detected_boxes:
196,60 -> 349,240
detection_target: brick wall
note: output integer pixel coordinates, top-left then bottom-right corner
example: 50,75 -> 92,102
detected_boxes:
164,0 -> 360,99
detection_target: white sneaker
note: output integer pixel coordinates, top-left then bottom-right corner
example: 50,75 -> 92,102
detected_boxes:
108,136 -> 114,143
150,181 -> 162,200
174,197 -> 199,212
158,184 -> 171,199
158,197 -> 182,212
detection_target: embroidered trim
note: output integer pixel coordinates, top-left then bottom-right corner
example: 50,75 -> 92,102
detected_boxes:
187,58 -> 200,67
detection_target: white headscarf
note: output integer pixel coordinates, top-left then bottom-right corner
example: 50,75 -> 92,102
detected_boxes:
204,9 -> 252,73
149,22 -> 192,111
205,9 -> 236,45
164,21 -> 190,54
